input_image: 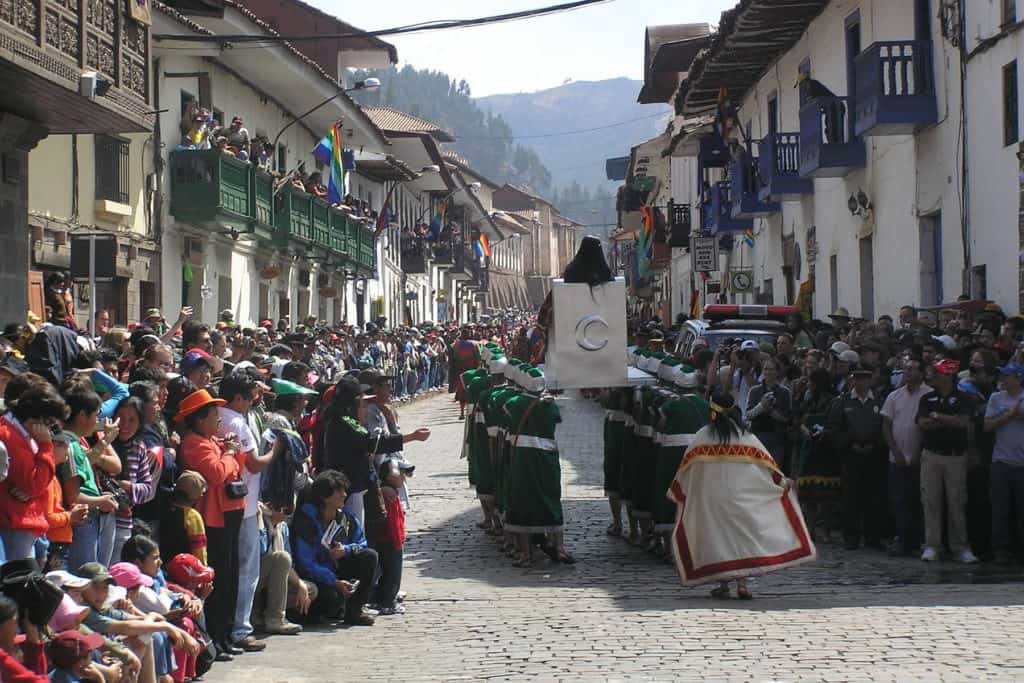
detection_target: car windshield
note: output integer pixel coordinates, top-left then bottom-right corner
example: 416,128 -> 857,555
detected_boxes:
702,329 -> 780,351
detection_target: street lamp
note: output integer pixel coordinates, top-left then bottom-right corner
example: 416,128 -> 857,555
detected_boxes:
272,78 -> 382,172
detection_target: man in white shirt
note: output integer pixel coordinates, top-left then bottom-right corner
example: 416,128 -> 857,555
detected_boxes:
217,372 -> 278,650
881,356 -> 929,556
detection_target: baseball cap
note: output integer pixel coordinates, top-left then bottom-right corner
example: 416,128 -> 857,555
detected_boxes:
739,340 -> 759,352
48,593 -> 90,632
45,570 -> 90,590
933,334 -> 957,351
144,308 -> 162,321
166,553 -> 215,586
998,362 -> 1024,379
838,349 -> 861,365
829,341 -> 851,355
933,359 -> 961,376
109,562 -> 154,589
48,630 -> 104,669
75,563 -> 115,586
179,348 -> 213,374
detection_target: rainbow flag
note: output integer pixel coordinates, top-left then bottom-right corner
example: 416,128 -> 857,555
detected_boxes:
476,234 -> 491,258
743,228 -> 755,247
312,124 -> 346,205
426,204 -> 446,242
375,204 -> 391,238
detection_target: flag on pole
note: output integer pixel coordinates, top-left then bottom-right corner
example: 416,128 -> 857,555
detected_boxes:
426,203 -> 446,242
374,181 -> 400,238
743,228 -> 755,247
312,124 -> 346,205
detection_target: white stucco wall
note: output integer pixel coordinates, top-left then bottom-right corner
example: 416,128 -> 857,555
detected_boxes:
723,0 -> 966,320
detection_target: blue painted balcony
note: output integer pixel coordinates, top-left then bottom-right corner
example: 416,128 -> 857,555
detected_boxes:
700,200 -> 714,232
709,181 -> 753,234
757,133 -> 813,201
728,155 -> 779,219
854,40 -> 937,137
799,96 -> 866,178
698,134 -> 730,168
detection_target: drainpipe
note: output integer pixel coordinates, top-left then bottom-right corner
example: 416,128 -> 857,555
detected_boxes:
958,1 -> 971,294
152,57 -> 165,306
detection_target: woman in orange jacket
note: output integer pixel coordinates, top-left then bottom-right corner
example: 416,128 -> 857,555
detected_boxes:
175,389 -> 247,661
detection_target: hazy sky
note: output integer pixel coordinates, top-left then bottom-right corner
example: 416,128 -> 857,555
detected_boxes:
308,0 -> 736,97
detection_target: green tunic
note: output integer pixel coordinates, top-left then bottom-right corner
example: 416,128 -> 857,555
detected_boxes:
653,393 -> 709,531
463,373 -> 491,488
629,387 -> 659,519
603,389 -> 628,497
476,384 -> 517,502
494,388 -> 520,517
504,395 -> 564,533
618,389 -> 638,506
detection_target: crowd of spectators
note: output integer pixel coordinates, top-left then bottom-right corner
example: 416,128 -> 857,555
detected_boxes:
628,300 -> 1024,566
0,288 -> 513,681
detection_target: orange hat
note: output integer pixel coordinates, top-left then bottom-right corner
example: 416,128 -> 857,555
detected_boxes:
174,389 -> 225,423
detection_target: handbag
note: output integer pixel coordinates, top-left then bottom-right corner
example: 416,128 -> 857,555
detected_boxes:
224,479 -> 248,499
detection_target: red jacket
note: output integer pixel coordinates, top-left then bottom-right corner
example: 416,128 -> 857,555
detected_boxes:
0,416 -> 56,535
382,488 -> 405,549
0,647 -> 48,683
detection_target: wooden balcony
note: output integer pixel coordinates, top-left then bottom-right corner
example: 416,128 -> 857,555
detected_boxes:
854,40 -> 937,137
0,0 -> 152,132
729,155 -> 779,219
799,96 -> 866,178
709,181 -> 753,234
757,133 -> 813,201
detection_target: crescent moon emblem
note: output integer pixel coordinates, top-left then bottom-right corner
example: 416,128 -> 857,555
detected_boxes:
575,315 -> 609,351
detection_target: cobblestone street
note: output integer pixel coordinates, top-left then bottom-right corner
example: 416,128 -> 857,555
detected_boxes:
209,393 -> 1024,682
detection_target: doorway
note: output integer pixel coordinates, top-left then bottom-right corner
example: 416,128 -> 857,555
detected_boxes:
859,236 -> 874,320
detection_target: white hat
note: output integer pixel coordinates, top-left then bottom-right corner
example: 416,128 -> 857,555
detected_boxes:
673,368 -> 700,389
838,349 -> 861,364
829,341 -> 850,355
46,570 -> 90,590
740,340 -> 759,352
933,334 -> 957,351
527,375 -> 546,393
488,356 -> 508,375
271,359 -> 288,378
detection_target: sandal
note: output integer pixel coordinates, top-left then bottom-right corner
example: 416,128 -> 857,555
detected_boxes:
710,585 -> 731,600
606,523 -> 622,537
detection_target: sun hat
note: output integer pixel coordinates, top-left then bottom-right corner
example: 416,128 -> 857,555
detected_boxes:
173,389 -> 226,423
838,349 -> 861,365
109,562 -> 154,590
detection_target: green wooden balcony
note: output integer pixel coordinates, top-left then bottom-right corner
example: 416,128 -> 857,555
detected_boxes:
170,150 -> 252,227
275,187 -> 314,245
329,209 -> 351,260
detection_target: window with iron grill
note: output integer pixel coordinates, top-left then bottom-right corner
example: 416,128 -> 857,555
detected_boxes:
95,135 -> 129,204
1004,60 -> 1019,147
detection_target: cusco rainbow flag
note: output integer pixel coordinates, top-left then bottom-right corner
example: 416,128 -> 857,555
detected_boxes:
312,124 -> 346,205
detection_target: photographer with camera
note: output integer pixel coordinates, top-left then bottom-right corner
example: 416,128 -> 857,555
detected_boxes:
708,339 -> 762,423
746,357 -> 793,473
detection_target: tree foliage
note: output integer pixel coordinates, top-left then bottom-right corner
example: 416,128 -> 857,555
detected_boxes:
352,65 -> 552,195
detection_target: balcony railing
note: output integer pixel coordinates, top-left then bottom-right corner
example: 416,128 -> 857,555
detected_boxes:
757,133 -> 813,201
729,155 -> 779,219
401,239 -> 428,274
275,187 -> 314,244
170,150 -> 250,223
854,40 -> 937,137
709,181 -> 753,234
432,241 -> 454,266
798,96 -> 866,178
669,202 -> 691,248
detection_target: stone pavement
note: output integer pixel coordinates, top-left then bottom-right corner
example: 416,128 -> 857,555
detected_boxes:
208,392 -> 1024,682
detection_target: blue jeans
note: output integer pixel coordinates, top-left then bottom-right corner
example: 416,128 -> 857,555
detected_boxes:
0,528 -> 39,561
232,514 -> 261,641
68,510 -> 116,572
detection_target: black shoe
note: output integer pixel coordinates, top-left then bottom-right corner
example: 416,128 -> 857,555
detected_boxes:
214,649 -> 235,662
218,642 -> 244,656
344,613 -> 375,626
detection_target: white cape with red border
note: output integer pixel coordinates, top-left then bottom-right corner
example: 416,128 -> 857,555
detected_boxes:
667,426 -> 816,586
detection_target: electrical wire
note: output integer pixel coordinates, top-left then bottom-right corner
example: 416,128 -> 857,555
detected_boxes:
455,111 -> 668,141
154,0 -> 614,44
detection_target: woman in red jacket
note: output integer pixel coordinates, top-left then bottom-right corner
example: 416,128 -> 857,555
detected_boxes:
0,383 -> 68,562
175,389 -> 247,661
